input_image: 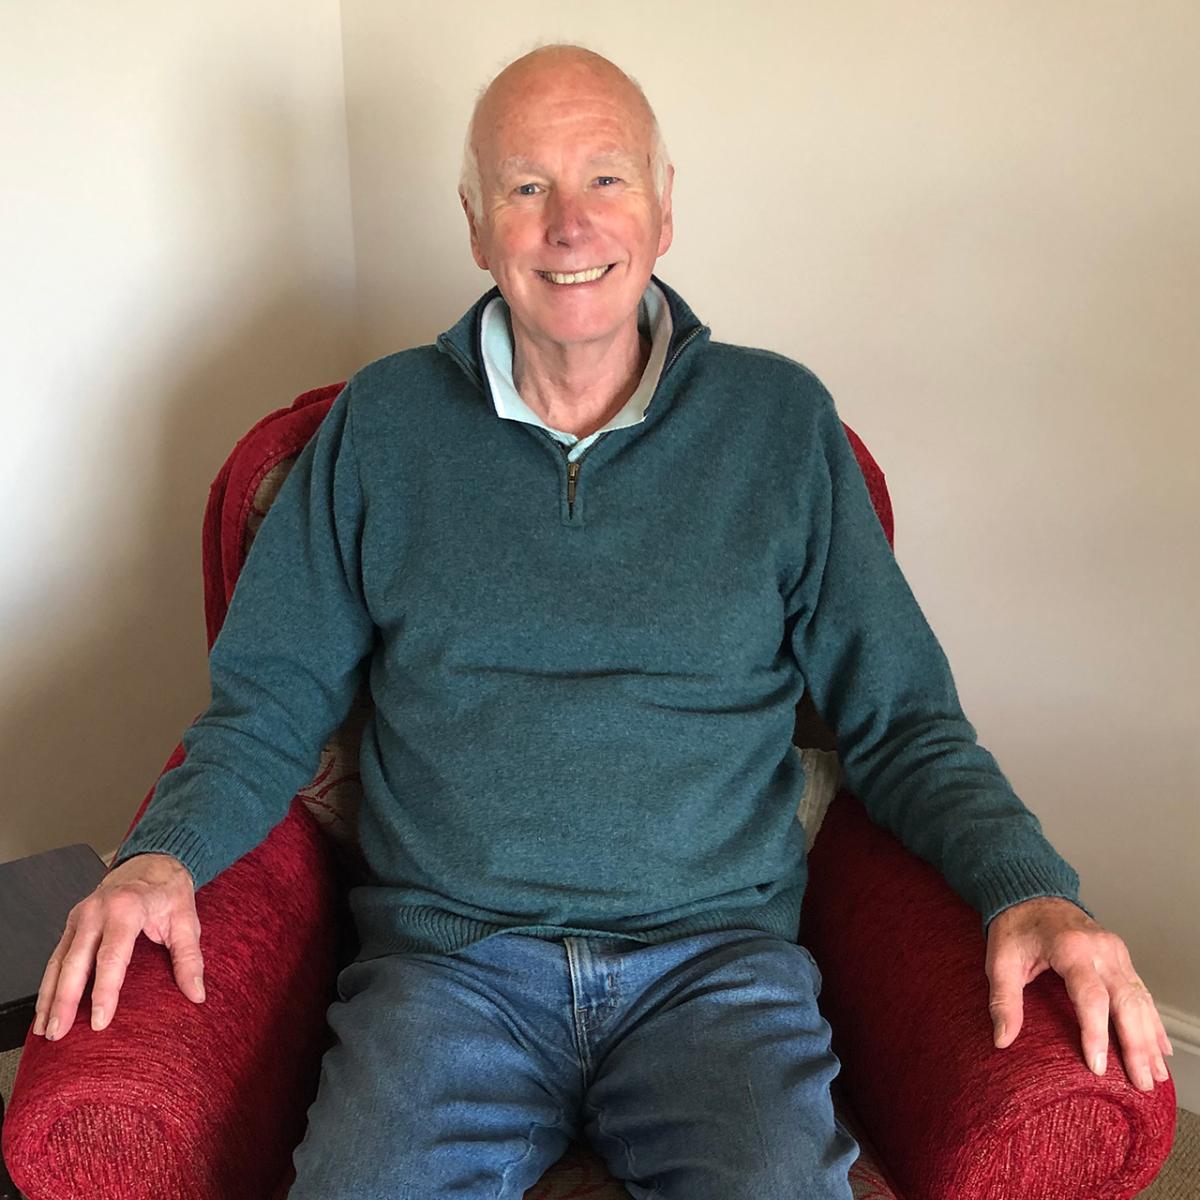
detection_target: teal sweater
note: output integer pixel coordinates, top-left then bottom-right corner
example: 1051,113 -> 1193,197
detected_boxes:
115,278 -> 1083,959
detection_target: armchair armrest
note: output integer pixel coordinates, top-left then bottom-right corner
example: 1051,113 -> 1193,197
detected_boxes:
800,791 -> 1176,1200
3,796 -> 344,1200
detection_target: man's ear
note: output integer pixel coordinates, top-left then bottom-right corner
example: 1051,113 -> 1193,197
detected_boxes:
460,191 -> 490,271
656,164 -> 675,259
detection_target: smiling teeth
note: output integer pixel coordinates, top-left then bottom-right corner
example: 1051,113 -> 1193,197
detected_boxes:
542,266 -> 609,285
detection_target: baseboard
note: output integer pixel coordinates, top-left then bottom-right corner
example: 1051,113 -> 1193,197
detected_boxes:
1161,1004 -> 1200,1115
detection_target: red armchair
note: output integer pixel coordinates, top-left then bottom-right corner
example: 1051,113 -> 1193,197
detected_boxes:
2,385 -> 1175,1200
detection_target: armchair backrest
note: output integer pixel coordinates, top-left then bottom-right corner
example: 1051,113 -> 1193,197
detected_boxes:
199,384 -> 896,885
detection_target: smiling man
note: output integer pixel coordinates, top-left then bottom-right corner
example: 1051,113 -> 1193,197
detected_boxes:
458,49 -> 674,441
39,42 -> 1172,1200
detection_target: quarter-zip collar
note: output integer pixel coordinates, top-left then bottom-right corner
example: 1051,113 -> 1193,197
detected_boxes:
435,274 -> 711,399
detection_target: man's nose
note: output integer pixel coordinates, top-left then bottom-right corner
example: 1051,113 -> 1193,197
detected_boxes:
544,189 -> 593,245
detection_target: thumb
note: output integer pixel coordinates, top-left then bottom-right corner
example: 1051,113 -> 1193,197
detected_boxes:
989,965 -> 1025,1049
167,914 -> 206,1004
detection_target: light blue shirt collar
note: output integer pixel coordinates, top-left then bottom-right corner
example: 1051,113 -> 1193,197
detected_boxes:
479,280 -> 674,462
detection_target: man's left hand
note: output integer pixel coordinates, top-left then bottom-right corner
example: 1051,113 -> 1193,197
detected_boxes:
985,896 -> 1173,1091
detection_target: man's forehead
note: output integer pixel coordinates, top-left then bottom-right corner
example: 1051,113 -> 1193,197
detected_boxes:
496,149 -> 642,176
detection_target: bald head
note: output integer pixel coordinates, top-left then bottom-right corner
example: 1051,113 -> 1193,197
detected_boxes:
459,44 -> 671,220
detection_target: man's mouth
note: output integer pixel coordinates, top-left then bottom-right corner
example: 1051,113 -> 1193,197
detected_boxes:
536,264 -> 615,286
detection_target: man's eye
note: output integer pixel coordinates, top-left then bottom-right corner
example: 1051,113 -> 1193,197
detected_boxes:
515,183 -> 540,196
595,176 -> 621,187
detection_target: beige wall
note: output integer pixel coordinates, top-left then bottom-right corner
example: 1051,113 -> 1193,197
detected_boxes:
1,4 -> 358,856
340,1 -> 1199,1020
3,2 -> 1197,1044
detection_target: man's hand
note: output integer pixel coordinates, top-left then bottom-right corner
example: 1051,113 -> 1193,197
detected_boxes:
33,852 -> 206,1043
986,896 -> 1172,1091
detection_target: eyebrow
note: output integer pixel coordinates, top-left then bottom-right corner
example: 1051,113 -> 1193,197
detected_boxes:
497,151 -> 640,177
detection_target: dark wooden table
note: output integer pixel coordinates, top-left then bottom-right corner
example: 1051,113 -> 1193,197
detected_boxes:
0,843 -> 109,1198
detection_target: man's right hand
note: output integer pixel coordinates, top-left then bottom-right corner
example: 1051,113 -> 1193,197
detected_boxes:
33,851 -> 206,1043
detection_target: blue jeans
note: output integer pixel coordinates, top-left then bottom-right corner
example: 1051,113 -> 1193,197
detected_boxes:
289,926 -> 859,1199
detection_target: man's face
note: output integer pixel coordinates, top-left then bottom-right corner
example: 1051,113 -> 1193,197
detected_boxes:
463,61 -> 674,353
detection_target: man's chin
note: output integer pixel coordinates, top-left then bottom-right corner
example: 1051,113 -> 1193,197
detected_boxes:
505,297 -> 632,351
523,315 -> 630,351
509,282 -> 652,350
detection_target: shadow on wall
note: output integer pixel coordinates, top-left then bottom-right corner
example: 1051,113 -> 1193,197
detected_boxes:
0,88 -> 359,863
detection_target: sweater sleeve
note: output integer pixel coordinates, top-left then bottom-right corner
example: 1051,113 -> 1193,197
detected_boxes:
113,382 -> 375,890
786,387 -> 1088,929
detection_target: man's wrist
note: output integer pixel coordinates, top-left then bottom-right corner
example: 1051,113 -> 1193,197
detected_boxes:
113,851 -> 195,887
987,894 -> 1091,933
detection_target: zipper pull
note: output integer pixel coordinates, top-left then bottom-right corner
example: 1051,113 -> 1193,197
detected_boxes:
567,460 -> 580,511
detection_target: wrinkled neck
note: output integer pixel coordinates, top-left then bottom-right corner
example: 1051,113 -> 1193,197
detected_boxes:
511,318 -> 649,437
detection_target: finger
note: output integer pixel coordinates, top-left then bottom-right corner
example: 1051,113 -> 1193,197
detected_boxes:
987,953 -> 1026,1048
1098,938 -> 1171,1087
1109,976 -> 1161,1091
44,914 -> 104,1042
88,907 -> 141,1032
1061,962 -> 1111,1076
1152,1052 -> 1170,1085
1144,998 -> 1175,1059
1156,1016 -> 1174,1059
33,917 -> 76,1036
167,911 -> 206,1004
1146,1002 -> 1170,1084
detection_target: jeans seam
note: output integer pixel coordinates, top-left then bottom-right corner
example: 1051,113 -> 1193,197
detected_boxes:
498,1109 -> 568,1200
588,1095 -> 662,1199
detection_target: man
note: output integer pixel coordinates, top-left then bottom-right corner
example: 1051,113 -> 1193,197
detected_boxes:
35,44 -> 1171,1200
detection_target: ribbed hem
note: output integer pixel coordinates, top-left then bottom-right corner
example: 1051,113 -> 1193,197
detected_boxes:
111,825 -> 214,891
349,884 -> 807,961
973,858 -> 1091,930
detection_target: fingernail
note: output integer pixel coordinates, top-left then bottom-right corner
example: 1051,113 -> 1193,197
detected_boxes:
194,976 -> 206,1002
1153,1062 -> 1169,1082
91,1007 -> 106,1031
1166,1041 -> 1175,1057
33,1012 -> 45,1037
46,1016 -> 59,1040
1091,1053 -> 1106,1076
993,1021 -> 1005,1045
1138,1070 -> 1154,1092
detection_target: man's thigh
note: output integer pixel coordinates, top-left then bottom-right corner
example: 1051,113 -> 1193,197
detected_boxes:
288,935 -> 584,1200
577,929 -> 859,1200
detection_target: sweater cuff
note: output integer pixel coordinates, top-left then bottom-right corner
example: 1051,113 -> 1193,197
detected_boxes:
973,857 -> 1092,930
112,825 -> 215,892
